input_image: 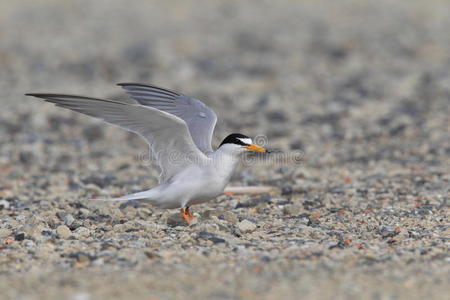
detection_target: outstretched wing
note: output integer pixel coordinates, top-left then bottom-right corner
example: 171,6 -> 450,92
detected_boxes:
26,93 -> 207,183
117,83 -> 217,154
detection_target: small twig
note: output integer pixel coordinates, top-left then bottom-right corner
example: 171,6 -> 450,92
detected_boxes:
223,186 -> 278,195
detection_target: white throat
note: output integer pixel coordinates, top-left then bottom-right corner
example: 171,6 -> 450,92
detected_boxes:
210,147 -> 241,180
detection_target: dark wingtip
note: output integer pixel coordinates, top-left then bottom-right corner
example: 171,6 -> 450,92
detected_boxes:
116,82 -> 181,96
116,82 -> 136,87
25,93 -> 44,98
25,93 -> 55,99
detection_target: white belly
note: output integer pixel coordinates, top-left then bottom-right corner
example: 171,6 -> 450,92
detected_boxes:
151,164 -> 230,209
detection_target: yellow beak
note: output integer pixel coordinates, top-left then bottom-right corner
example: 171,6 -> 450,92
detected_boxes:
245,144 -> 267,152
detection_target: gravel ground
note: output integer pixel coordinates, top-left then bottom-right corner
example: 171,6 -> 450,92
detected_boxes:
0,1 -> 449,299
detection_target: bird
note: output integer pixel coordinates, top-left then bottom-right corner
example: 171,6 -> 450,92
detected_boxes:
26,83 -> 269,224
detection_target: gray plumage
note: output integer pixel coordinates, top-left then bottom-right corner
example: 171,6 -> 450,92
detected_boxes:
25,93 -> 206,183
118,83 -> 217,154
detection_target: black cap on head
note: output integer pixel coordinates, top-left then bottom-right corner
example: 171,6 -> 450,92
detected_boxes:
219,133 -> 251,147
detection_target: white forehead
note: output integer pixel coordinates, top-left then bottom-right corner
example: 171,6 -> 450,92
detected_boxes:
237,138 -> 252,145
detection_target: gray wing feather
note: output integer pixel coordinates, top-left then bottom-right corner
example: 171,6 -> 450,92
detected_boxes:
26,93 -> 206,183
117,83 -> 217,154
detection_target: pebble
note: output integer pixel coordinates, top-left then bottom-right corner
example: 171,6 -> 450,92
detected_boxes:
235,194 -> 271,209
84,184 -> 102,195
1,2 -> 449,298
22,240 -> 36,247
196,231 -> 227,244
69,220 -> 83,230
15,232 -> 26,241
64,214 -> 75,227
78,208 -> 90,218
166,213 -> 189,227
56,225 -> 72,239
281,186 -> 293,195
0,200 -> 10,210
122,206 -> 137,219
201,210 -> 224,219
137,208 -> 152,218
0,228 -> 12,238
72,227 -> 91,238
223,211 -> 238,224
69,252 -> 93,264
283,204 -> 302,215
378,226 -> 399,238
237,220 -> 257,233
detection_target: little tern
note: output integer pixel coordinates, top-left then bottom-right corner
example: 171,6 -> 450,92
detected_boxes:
26,83 -> 268,223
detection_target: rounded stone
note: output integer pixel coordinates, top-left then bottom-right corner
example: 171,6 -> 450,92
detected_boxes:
238,220 -> 257,233
56,225 -> 72,239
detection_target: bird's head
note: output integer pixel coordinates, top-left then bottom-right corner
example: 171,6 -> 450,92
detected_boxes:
218,133 -> 268,154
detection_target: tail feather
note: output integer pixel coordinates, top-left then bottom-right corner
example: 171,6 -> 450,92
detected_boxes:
92,189 -> 155,202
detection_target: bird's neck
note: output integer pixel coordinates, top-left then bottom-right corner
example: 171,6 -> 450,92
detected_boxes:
210,149 -> 240,180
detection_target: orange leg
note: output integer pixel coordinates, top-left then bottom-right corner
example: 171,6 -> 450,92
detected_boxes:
180,207 -> 195,224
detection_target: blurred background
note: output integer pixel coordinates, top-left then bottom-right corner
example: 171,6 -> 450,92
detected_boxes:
1,0 -> 449,177
0,0 -> 449,299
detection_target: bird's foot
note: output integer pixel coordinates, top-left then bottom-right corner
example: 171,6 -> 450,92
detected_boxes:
180,207 -> 195,224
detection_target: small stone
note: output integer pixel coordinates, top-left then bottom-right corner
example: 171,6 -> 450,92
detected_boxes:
69,251 -> 92,263
92,257 -> 105,266
0,200 -> 10,210
283,204 -> 302,215
201,210 -> 224,219
56,211 -> 66,220
281,186 -> 293,195
56,225 -> 72,239
255,202 -> 269,214
19,151 -> 35,165
196,231 -> 226,244
0,228 -> 12,238
235,194 -> 271,209
78,208 -> 90,218
25,225 -> 47,241
15,232 -> 26,241
122,206 -> 136,219
20,216 -> 45,236
22,240 -> 36,247
137,208 -> 152,218
223,211 -> 238,224
46,216 -> 61,228
166,213 -> 189,227
238,220 -> 257,233
210,215 -> 221,224
109,208 -> 124,219
41,230 -> 54,239
64,214 -> 75,226
378,226 -> 399,238
84,183 -> 102,195
145,251 -> 162,260
307,216 -> 320,226
73,227 -> 90,238
82,219 -> 94,228
68,220 -> 83,230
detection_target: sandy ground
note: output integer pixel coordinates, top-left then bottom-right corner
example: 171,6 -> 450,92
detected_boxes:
0,0 -> 449,299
